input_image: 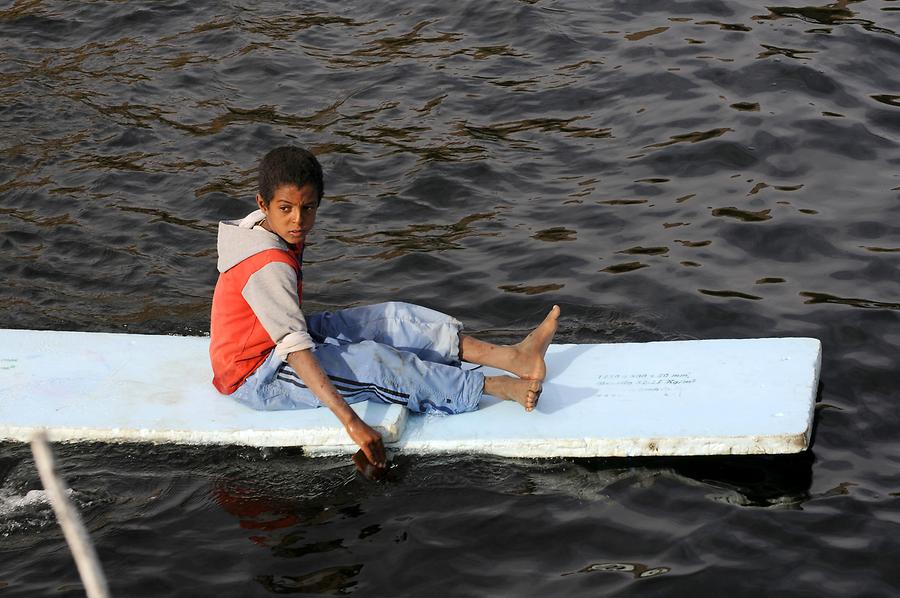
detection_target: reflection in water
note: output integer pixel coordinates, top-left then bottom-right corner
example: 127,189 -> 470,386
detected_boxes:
601,261 -> 648,274
625,27 -> 670,42
241,13 -> 365,40
756,2 -> 897,35
871,94 -> 900,108
114,205 -> 216,232
255,565 -> 363,595
352,20 -> 462,58
800,292 -> 900,311
578,452 -> 815,508
332,212 -> 497,259
499,283 -> 565,295
199,450 -> 818,596
458,118 -> 612,144
562,561 -> 671,579
711,207 -> 772,222
532,227 -> 577,242
699,289 -> 763,301
618,245 -> 669,256
643,128 -> 732,149
757,44 -> 818,60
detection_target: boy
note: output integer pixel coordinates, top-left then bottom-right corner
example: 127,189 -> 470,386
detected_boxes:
210,146 -> 559,469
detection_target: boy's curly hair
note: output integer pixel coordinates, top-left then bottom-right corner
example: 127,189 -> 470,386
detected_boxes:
258,146 -> 324,205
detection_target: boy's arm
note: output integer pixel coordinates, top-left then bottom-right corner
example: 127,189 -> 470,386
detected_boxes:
286,349 -> 386,468
241,264 -> 385,467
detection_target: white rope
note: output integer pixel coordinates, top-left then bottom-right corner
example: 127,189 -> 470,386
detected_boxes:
30,431 -> 111,598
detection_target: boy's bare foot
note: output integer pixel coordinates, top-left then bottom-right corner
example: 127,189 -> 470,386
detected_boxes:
484,376 -> 542,412
457,305 -> 560,382
509,305 -> 560,381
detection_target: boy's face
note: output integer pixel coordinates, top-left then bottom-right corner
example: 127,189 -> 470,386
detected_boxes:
256,183 -> 319,246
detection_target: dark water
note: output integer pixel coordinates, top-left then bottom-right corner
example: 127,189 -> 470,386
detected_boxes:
1,0 -> 899,595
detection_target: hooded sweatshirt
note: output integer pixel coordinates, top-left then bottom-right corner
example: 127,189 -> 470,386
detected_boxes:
209,209 -> 316,394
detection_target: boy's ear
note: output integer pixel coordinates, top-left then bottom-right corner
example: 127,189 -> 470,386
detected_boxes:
255,194 -> 267,212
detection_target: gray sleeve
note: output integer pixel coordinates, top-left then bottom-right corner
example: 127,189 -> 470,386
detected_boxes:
241,262 -> 316,361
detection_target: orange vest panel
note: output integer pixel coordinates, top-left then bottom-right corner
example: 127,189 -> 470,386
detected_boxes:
210,249 -> 302,395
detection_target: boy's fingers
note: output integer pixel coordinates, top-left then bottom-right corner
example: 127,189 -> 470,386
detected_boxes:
348,421 -> 386,468
362,444 -> 379,467
353,449 -> 389,481
361,439 -> 386,469
375,439 -> 387,466
369,438 -> 386,468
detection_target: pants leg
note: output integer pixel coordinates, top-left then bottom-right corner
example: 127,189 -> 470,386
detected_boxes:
231,302 -> 484,414
305,302 -> 464,365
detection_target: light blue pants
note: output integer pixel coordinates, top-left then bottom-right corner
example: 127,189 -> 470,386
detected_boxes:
231,302 -> 485,415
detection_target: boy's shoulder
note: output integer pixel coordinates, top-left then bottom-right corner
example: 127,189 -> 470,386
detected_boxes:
216,210 -> 294,274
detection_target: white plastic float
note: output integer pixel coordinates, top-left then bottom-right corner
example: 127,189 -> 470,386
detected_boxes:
0,330 -> 821,458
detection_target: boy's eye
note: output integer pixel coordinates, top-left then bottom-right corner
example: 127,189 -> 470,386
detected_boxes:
280,206 -> 291,212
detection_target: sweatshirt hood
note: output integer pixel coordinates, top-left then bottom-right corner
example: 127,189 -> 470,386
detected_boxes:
216,209 -> 294,272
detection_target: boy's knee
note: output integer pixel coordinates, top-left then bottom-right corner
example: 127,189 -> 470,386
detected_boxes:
374,301 -> 415,319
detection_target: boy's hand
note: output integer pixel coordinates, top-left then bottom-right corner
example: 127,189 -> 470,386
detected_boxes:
352,449 -> 389,481
285,349 -> 388,469
346,420 -> 386,468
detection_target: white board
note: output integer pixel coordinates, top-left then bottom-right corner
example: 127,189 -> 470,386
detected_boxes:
391,339 -> 821,458
0,330 -> 820,457
0,330 -> 407,448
